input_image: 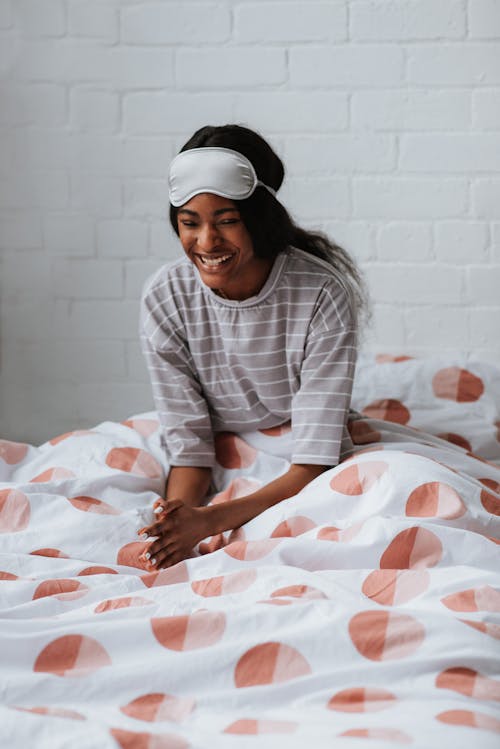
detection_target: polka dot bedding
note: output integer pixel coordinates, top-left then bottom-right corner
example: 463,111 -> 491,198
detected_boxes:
0,356 -> 499,748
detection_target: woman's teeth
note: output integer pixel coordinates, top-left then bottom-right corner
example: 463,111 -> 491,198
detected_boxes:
198,254 -> 232,267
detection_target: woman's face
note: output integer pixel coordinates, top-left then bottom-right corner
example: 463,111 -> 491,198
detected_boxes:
176,192 -> 273,301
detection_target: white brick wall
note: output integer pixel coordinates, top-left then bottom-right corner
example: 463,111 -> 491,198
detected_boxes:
1,0 -> 499,443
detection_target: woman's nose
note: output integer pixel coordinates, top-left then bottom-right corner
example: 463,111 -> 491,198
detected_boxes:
196,224 -> 221,251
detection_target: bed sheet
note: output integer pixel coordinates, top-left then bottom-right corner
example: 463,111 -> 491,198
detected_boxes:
0,356 -> 499,748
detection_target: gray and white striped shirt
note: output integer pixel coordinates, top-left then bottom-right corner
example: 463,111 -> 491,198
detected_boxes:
140,246 -> 357,467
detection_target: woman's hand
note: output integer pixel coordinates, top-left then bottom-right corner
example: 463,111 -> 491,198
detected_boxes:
137,499 -> 211,569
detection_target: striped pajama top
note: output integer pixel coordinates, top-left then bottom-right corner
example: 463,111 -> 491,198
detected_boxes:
140,246 -> 358,467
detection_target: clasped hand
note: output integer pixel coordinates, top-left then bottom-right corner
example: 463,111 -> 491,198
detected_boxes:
138,498 -> 210,570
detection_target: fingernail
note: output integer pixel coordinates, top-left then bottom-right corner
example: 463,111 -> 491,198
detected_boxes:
144,552 -> 151,560
150,558 -> 156,566
154,507 -> 163,515
140,533 -> 148,540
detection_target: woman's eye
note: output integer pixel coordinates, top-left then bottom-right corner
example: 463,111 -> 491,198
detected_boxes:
219,219 -> 239,225
180,221 -> 197,227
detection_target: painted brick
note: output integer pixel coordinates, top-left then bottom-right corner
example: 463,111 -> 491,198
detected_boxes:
14,0 -> 65,37
364,263 -> 463,304
0,213 -> 42,249
150,221 -> 183,259
470,308 -> 500,345
123,178 -> 169,219
13,129 -> 75,169
377,222 -> 433,262
68,1 -> 118,42
52,259 -> 123,298
125,259 -> 166,298
43,214 -> 95,256
363,304 -> 407,347
123,92 -> 235,134
0,171 -> 69,210
492,223 -> 500,262
121,3 -> 230,44
76,383 -> 153,425
281,177 -> 351,220
69,300 -> 140,339
176,48 -> 287,88
350,0 -> 465,40
472,179 -> 500,219
473,90 -> 500,128
405,306 -> 469,346
0,0 -> 12,28
290,46 -> 404,87
284,135 -> 396,174
435,222 -> 489,263
321,220 -> 376,262
408,44 -> 500,85
0,83 -> 66,126
1,383 -> 79,444
353,178 -> 468,219
352,90 -> 470,131
234,92 -> 348,133
235,2 -> 347,42
2,250 -> 51,292
468,0 -> 500,39
71,174 -> 122,218
97,220 -> 149,258
466,266 -> 500,304
400,134 -> 500,172
71,90 -> 119,133
126,341 -> 152,383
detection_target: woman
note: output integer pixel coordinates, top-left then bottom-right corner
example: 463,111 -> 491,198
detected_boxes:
137,124 -> 369,570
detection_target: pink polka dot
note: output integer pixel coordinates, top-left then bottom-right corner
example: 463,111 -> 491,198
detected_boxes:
191,569 -> 257,597
348,420 -> 382,445
362,569 -> 430,606
94,597 -> 152,613
340,728 -> 412,743
140,563 -> 189,588
110,728 -> 189,749
258,421 -> 292,437
120,693 -> 195,723
348,611 -> 425,661
328,687 -> 396,712
270,585 -> 327,600
214,432 -> 257,469
151,611 -> 226,651
330,461 -> 388,495
49,430 -> 93,445
0,440 -> 29,465
13,706 -> 85,720
405,482 -> 466,519
121,419 -> 159,437
380,527 -> 443,569
460,620 -> 500,640
224,719 -> 297,734
436,433 -> 472,451
31,548 -> 69,559
106,448 -> 162,479
211,477 -> 261,504
234,642 -> 311,687
68,495 -> 121,515
362,399 -> 411,425
376,354 -> 414,364
317,521 -> 364,542
224,539 -> 281,561
30,467 -> 75,482
198,533 -> 227,555
271,516 -> 316,538
0,571 -> 18,580
34,635 -> 112,677
436,667 -> 500,702
32,579 -> 89,601
436,710 -> 500,733
432,367 -> 484,403
441,585 -> 500,612
0,489 -> 30,532
479,479 -> 500,516
116,541 -> 149,570
77,566 -> 118,576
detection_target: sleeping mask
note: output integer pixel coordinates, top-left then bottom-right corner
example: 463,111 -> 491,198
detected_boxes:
168,146 -> 276,207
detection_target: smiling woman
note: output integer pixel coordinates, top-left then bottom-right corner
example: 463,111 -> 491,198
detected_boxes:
138,124 -> 369,570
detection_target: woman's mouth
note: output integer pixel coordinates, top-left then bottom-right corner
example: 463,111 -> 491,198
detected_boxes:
196,253 -> 234,269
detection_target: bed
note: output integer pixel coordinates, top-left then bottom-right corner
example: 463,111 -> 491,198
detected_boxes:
1,354 -> 499,748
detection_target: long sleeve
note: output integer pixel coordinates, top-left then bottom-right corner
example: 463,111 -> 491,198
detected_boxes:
291,282 -> 357,466
140,289 -> 215,468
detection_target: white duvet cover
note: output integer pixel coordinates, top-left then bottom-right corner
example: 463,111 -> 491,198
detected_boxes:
0,356 -> 499,748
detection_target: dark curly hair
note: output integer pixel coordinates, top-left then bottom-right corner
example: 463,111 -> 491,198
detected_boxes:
169,124 -> 370,329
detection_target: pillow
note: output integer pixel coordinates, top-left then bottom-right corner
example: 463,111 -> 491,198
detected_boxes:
351,354 -> 500,464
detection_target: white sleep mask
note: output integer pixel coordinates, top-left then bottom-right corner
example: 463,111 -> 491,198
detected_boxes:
168,146 -> 276,207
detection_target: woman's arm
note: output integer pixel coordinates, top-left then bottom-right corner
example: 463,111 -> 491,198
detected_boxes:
165,465 -> 212,508
139,462 -> 329,569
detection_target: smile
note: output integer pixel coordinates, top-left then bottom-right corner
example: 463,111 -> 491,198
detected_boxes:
196,253 -> 233,268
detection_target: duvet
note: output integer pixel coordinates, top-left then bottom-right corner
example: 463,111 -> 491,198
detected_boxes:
1,355 -> 499,749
